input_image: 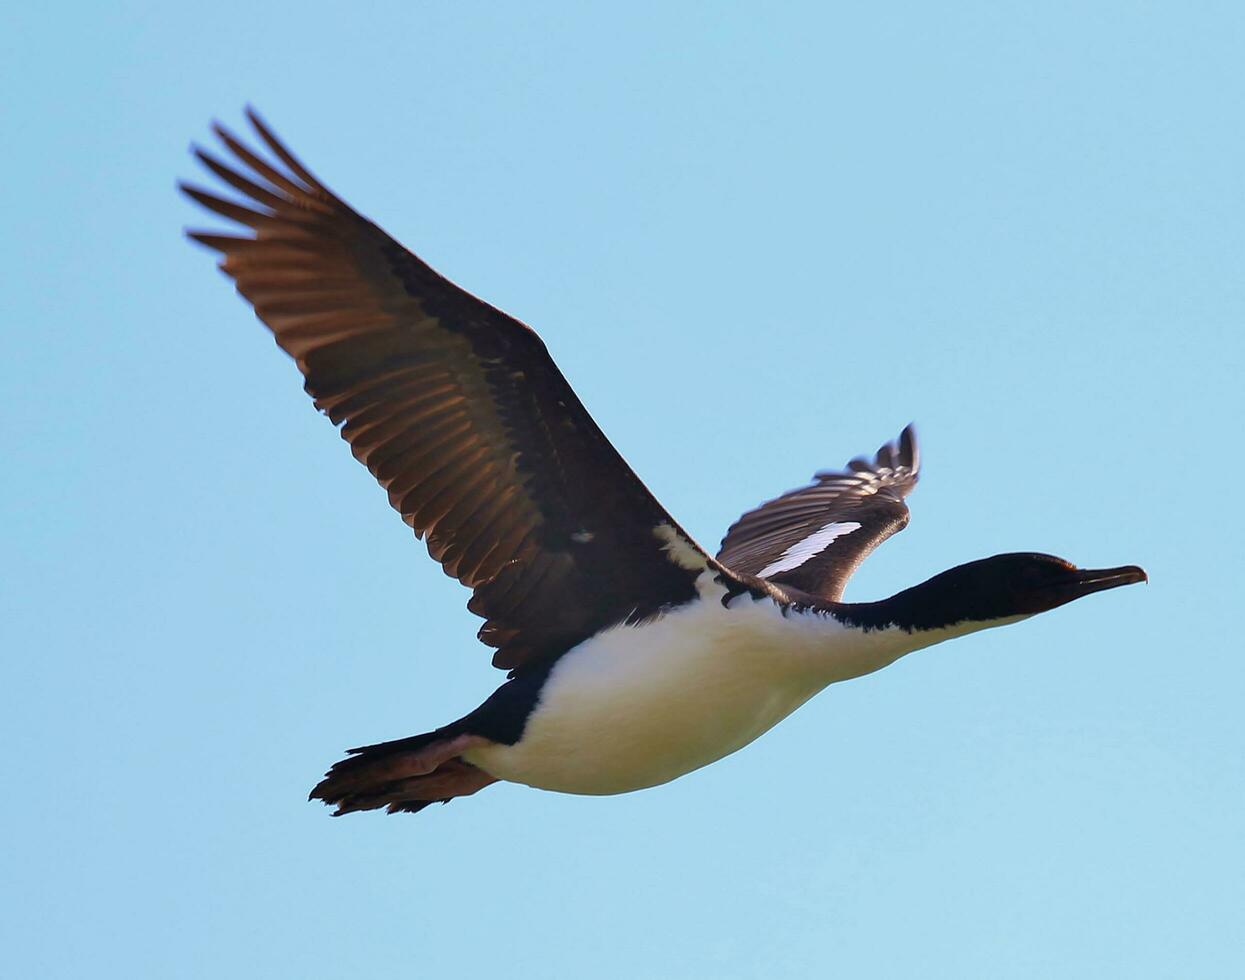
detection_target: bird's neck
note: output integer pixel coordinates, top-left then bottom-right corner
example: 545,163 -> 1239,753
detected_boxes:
826,590 -> 1030,657
778,598 -> 1024,690
829,561 -> 1036,634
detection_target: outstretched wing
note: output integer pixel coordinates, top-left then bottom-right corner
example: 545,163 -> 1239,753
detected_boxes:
181,110 -> 712,672
716,425 -> 919,600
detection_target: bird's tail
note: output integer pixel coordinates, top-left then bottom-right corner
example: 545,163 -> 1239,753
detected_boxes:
309,728 -> 497,816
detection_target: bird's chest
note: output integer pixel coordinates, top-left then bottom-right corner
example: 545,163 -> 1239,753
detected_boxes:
465,592 -> 900,795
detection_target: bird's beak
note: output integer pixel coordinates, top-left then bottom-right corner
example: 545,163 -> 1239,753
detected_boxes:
1059,564 -> 1148,603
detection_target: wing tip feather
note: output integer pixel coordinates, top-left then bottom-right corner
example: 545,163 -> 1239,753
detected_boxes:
244,105 -> 324,190
899,422 -> 919,476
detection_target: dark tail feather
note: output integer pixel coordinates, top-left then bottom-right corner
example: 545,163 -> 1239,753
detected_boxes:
309,728 -> 497,816
384,799 -> 445,816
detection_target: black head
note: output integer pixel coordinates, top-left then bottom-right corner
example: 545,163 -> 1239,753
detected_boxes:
842,552 -> 1147,632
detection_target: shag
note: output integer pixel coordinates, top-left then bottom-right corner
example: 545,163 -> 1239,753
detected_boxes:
182,111 -> 1146,816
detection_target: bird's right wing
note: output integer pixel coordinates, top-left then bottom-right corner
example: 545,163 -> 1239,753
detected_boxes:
716,426 -> 919,600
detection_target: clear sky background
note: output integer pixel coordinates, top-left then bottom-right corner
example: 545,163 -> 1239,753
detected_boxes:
3,2 -> 1242,977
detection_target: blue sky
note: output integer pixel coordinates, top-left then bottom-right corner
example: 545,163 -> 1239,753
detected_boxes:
3,2 -> 1242,976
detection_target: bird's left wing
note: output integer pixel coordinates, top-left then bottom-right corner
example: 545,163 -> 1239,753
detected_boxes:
181,110 -> 716,672
716,425 -> 919,600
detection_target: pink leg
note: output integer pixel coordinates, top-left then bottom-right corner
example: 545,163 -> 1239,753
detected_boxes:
325,733 -> 489,795
382,763 -> 498,813
398,734 -> 489,777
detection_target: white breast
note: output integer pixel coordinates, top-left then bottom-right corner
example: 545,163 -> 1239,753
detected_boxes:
464,573 -> 927,795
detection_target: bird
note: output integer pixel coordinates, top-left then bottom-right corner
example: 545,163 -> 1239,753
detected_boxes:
181,110 -> 1147,817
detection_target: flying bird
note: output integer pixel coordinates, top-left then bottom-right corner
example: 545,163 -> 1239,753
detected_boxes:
182,110 -> 1146,816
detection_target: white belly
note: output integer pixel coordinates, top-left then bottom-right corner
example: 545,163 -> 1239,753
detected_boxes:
464,574 -> 919,795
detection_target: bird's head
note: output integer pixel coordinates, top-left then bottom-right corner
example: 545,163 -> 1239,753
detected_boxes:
839,552 -> 1148,635
883,552 -> 1148,631
934,551 -> 1145,616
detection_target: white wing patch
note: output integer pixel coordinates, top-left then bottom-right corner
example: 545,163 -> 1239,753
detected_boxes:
652,523 -> 709,572
756,521 -> 863,578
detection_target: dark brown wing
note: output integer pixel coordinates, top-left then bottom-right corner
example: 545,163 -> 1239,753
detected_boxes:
716,425 -> 919,600
181,109 -> 712,671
